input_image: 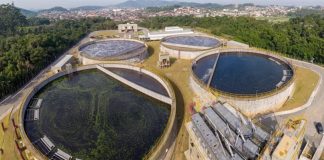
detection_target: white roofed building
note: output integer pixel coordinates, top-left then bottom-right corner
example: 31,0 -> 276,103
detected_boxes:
140,26 -> 194,41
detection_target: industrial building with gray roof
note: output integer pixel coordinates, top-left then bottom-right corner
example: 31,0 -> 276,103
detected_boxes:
186,102 -> 270,160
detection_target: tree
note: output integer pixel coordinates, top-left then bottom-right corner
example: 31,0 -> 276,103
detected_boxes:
0,4 -> 27,35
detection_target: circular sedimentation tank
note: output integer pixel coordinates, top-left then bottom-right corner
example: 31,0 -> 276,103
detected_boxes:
79,39 -> 147,64
160,35 -> 222,59
21,66 -> 175,160
193,51 -> 294,95
191,49 -> 295,116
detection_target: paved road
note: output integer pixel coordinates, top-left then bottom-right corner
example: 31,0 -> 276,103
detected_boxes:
261,58 -> 324,147
0,35 -> 90,120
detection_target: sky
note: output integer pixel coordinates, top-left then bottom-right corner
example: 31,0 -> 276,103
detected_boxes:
0,0 -> 323,10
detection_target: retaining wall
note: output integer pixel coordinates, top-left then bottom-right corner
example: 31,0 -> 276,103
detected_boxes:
101,64 -> 172,97
97,65 -> 172,104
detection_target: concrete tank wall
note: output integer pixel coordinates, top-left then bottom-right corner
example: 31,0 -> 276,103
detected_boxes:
190,74 -> 295,117
190,48 -> 296,117
218,82 -> 295,117
161,42 -> 213,50
160,44 -> 209,60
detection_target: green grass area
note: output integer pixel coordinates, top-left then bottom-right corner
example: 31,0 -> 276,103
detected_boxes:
0,114 -> 20,160
142,41 -> 194,160
280,66 -> 320,111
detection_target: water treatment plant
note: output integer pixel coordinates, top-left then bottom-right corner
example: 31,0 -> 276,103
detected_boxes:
1,26 -> 323,160
79,39 -> 147,65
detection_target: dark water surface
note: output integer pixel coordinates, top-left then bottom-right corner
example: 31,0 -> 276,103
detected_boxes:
108,68 -> 169,96
24,69 -> 170,160
193,52 -> 292,94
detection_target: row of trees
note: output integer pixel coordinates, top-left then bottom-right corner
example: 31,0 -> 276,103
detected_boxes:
140,15 -> 324,63
0,4 -> 27,35
0,4 -> 117,100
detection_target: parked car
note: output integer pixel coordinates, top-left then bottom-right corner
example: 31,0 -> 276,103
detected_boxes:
315,122 -> 324,134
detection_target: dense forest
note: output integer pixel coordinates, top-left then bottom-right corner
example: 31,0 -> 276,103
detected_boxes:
0,4 -> 117,100
140,15 -> 324,63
